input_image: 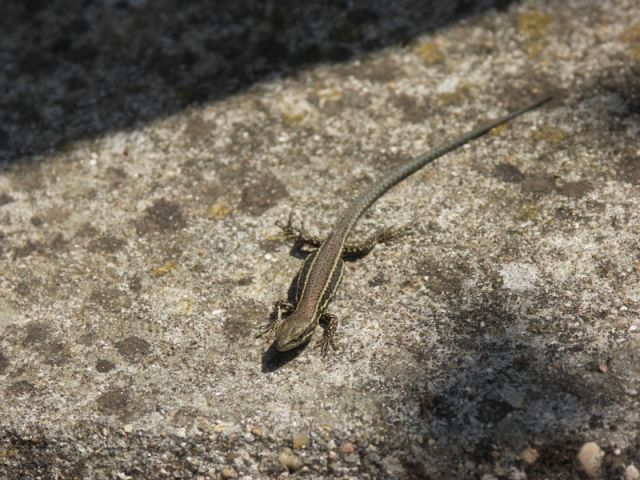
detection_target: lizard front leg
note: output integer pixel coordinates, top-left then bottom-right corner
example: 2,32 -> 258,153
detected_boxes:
256,299 -> 294,339
316,312 -> 338,356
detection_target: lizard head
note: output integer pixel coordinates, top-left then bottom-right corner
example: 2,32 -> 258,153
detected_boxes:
275,312 -> 317,352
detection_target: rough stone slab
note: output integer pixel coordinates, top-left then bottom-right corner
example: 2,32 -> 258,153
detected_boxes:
1,0 -> 640,478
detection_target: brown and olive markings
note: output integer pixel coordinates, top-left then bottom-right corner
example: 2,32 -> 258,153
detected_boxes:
263,95 -> 553,355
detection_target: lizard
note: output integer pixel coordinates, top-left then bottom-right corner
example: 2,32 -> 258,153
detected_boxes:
263,95 -> 552,354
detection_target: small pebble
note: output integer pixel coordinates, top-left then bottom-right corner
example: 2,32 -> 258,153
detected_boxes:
626,464 -> 640,480
520,447 -> 540,465
250,426 -> 262,438
123,424 -> 133,434
221,466 -> 236,479
278,448 -> 301,471
292,432 -> 310,449
577,442 -> 604,479
339,442 -> 355,454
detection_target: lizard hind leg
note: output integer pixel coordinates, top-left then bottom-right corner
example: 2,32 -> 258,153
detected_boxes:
342,223 -> 413,258
276,211 -> 324,251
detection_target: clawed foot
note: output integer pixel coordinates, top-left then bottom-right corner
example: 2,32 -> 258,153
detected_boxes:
276,211 -> 324,249
276,211 -> 300,240
375,224 -> 412,244
256,300 -> 293,339
316,313 -> 338,357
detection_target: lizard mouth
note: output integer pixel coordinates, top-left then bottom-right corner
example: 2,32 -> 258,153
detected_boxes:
275,335 -> 308,352
275,324 -> 315,352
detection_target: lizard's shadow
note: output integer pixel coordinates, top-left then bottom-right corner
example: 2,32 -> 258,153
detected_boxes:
261,341 -> 309,372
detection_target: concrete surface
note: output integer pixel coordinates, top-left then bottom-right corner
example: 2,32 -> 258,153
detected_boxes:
1,0 -> 639,478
